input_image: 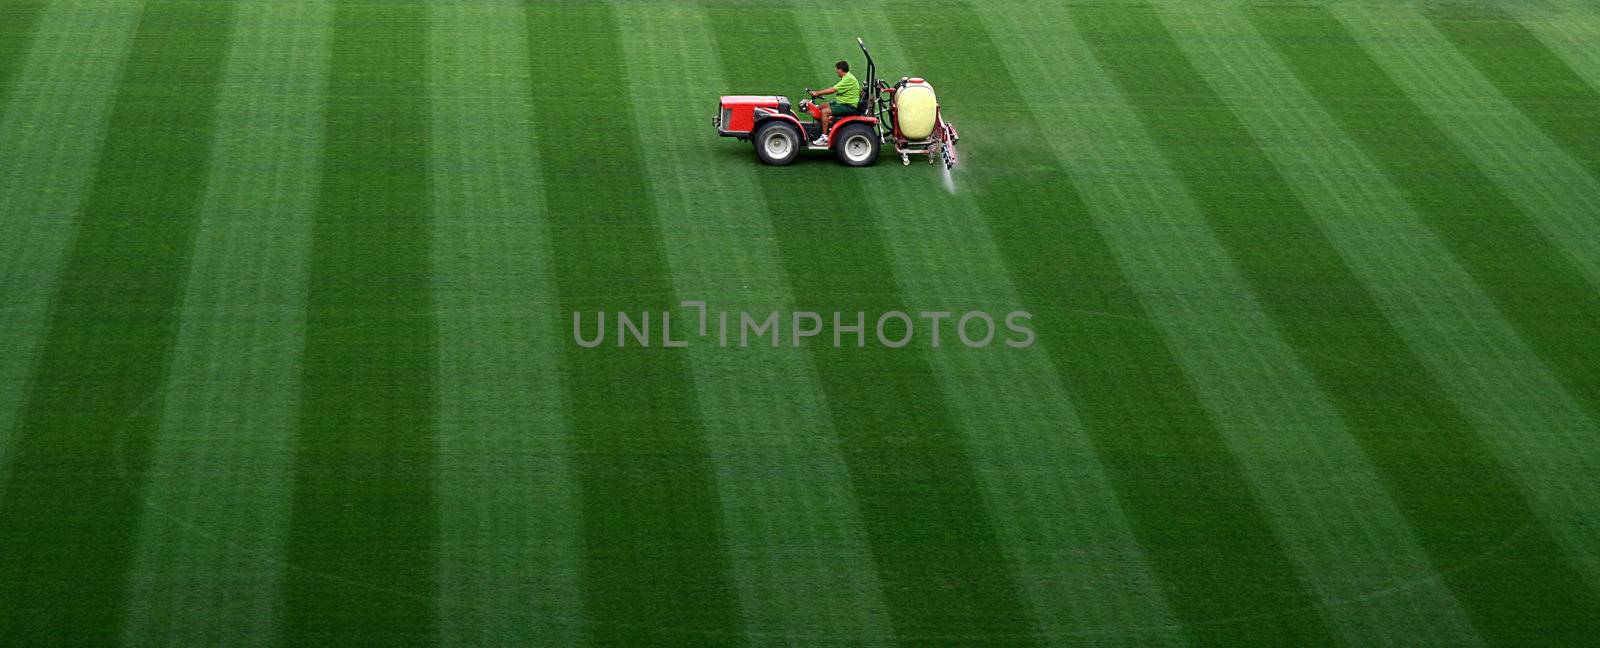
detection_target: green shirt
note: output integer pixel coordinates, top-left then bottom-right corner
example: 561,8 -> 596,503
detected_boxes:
832,72 -> 861,107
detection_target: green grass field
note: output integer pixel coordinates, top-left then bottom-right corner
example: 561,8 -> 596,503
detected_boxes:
1,0 -> 1599,644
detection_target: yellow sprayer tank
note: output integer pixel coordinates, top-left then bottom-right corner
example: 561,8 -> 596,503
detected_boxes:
896,78 -> 938,140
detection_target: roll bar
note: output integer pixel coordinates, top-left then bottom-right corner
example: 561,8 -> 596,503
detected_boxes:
857,37 -> 889,135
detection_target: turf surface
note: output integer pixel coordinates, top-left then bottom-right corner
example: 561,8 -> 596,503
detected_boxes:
0,1 -> 234,641
0,0 -> 1598,644
0,2 -> 44,110
526,4 -> 743,643
285,2 -> 436,642
1078,5 -> 1594,642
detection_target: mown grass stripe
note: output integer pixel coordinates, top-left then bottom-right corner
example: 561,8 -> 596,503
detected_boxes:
1515,2 -> 1600,96
119,2 -> 331,644
427,2 -> 582,644
1250,4 -> 1600,505
0,0 -> 142,493
1002,4 -> 1476,644
1429,5 -> 1600,183
0,1 -> 45,110
1163,2 -> 1600,636
998,3 -> 1465,640
1391,3 -> 1600,296
1292,7 -> 1600,422
1329,5 -> 1600,298
1083,4 -> 1600,643
617,4 -> 894,643
790,3 -> 1183,643
706,5 -> 1043,643
1267,0 -> 1600,598
283,3 -> 436,643
884,1 -> 1338,643
525,4 -> 743,643
0,1 -> 237,642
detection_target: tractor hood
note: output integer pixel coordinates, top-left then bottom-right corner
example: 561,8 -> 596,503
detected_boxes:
720,95 -> 785,107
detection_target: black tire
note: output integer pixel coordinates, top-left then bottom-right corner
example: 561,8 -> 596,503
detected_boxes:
754,121 -> 802,166
833,123 -> 880,167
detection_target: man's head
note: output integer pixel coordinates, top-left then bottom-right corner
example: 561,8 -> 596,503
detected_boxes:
835,60 -> 849,77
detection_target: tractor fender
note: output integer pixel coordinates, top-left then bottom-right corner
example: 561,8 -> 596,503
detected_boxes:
828,115 -> 879,143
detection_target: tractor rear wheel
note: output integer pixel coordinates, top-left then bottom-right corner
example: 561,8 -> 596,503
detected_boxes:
754,121 -> 801,166
834,123 -> 879,167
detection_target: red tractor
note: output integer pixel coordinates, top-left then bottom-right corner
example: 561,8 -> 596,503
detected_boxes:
714,39 -> 959,169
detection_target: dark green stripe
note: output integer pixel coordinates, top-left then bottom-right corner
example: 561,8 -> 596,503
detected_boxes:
0,1 -> 45,112
705,5 -> 1040,643
0,1 -> 235,643
525,4 -> 742,644
1074,6 -> 1600,643
1429,5 -> 1600,182
886,2 -> 1338,643
282,4 -> 435,644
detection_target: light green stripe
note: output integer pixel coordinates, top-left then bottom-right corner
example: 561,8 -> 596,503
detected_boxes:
616,4 -> 893,643
983,2 -> 1474,643
792,3 -> 1181,643
1161,2 -> 1600,594
119,2 -> 331,644
1332,5 -> 1600,289
0,0 -> 143,490
427,2 -> 582,644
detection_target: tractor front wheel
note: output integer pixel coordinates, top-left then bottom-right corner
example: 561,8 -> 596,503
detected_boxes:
833,123 -> 880,167
754,121 -> 801,166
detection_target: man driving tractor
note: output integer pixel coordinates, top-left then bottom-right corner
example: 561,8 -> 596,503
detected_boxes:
807,60 -> 861,145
